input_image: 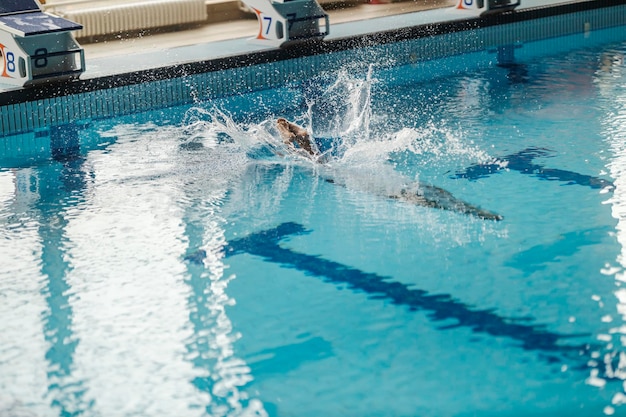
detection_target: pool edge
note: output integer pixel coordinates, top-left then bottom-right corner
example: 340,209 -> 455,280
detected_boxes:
1,0 -> 625,137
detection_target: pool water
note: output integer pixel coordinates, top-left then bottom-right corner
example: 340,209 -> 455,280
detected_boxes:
2,24 -> 626,417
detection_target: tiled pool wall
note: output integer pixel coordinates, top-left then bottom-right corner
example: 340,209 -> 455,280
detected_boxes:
0,0 -> 625,143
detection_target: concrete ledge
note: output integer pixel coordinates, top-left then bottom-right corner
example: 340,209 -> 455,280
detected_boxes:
47,0 -> 208,39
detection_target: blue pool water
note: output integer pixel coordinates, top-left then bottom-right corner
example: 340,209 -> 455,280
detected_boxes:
2,24 -> 626,417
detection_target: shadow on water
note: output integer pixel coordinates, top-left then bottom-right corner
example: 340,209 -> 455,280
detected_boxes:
246,336 -> 334,378
506,227 -> 612,276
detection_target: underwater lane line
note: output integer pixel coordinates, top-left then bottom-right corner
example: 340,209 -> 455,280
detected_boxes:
222,222 -> 591,359
453,147 -> 615,190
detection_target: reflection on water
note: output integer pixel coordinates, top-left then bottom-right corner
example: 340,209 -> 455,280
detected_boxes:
0,125 -> 93,416
597,47 -> 626,414
39,150 -> 92,415
181,181 -> 266,417
0,121 -> 266,417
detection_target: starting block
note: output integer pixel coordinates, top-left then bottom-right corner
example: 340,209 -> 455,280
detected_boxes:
0,0 -> 85,87
241,0 -> 329,47
454,0 -> 520,15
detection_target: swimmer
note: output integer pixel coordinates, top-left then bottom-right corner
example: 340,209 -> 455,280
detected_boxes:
276,118 -> 319,158
275,117 -> 503,220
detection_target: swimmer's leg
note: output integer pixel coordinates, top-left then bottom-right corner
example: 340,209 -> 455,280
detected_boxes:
391,185 -> 503,221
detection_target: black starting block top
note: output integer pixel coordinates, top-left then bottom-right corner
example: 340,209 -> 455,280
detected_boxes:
0,0 -> 82,37
0,0 -> 41,15
0,12 -> 82,36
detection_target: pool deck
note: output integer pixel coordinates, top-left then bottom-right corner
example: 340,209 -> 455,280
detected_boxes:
81,0 -> 455,60
77,0 -> 566,78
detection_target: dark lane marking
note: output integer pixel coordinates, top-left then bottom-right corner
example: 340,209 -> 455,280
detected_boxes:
452,147 -> 614,190
223,222 -> 590,357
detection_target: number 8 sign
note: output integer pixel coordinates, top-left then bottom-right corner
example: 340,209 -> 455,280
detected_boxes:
0,43 -> 16,78
0,42 -> 28,81
456,0 -> 479,9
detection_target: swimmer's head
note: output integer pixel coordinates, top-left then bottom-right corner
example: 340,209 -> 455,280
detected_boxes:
276,118 -> 294,143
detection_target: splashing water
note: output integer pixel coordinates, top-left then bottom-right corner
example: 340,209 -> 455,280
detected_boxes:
181,66 -> 499,221
182,106 -> 315,164
305,65 -> 374,146
184,64 -> 492,169
308,67 -> 494,174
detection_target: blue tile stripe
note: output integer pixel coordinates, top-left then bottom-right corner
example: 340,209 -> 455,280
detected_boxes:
0,2 -> 625,137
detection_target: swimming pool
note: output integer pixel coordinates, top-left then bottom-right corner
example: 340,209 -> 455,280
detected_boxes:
2,15 -> 626,417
